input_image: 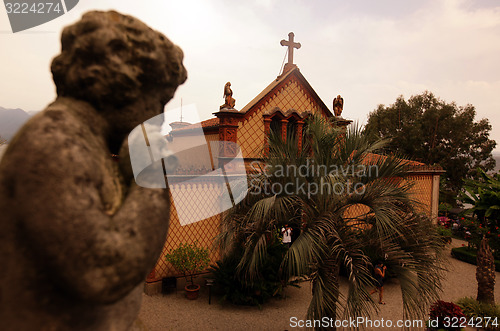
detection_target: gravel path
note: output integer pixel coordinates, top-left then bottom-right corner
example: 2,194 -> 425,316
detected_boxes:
138,239 -> 500,330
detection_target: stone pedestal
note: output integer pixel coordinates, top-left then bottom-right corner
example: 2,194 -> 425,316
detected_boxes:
143,281 -> 162,296
214,108 -> 244,167
332,117 -> 353,129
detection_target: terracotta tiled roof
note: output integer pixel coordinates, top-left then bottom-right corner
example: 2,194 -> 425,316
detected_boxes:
363,153 -> 424,166
200,118 -> 219,129
171,118 -> 220,133
363,153 -> 444,173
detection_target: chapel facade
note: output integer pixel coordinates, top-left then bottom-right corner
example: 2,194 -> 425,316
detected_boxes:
144,33 -> 444,291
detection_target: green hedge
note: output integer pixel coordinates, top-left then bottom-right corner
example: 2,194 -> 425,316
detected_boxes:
451,247 -> 500,272
456,297 -> 500,331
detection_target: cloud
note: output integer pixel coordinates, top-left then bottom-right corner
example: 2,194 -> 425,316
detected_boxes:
1,0 -> 499,148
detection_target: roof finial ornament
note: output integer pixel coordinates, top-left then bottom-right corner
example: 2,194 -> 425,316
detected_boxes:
333,95 -> 344,117
280,32 -> 301,66
220,82 -> 236,110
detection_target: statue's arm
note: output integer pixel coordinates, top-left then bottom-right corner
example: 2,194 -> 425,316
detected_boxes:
8,124 -> 169,303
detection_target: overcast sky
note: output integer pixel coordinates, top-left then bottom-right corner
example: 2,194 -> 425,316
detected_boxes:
1,0 -> 499,151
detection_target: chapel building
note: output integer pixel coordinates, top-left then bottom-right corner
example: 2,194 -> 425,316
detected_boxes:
144,33 -> 444,292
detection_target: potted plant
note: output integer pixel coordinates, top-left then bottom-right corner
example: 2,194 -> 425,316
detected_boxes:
165,242 -> 210,299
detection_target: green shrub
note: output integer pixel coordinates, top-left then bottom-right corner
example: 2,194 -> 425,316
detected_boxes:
437,226 -> 453,244
437,226 -> 453,237
165,241 -> 210,286
451,247 -> 500,271
456,297 -> 500,331
209,236 -> 290,306
461,218 -> 500,259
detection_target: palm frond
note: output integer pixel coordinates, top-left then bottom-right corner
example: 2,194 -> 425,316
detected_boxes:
216,113 -> 444,326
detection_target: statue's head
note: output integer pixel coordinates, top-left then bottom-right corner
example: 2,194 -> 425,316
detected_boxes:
337,95 -> 341,99
51,11 -> 187,124
226,82 -> 231,87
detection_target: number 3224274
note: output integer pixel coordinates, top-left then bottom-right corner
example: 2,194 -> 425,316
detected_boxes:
5,2 -> 62,14
443,316 -> 498,329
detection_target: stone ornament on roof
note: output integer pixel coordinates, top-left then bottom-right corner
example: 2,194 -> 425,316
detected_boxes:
333,94 -> 344,117
220,82 -> 236,110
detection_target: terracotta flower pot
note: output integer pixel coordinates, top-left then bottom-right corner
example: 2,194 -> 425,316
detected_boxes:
185,284 -> 200,300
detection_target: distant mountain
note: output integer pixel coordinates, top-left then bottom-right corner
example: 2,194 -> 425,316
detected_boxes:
0,107 -> 32,141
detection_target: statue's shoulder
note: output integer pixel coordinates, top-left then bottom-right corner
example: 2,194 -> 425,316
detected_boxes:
20,99 -> 97,143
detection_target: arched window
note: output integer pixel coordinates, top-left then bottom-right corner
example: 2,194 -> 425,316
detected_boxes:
270,117 -> 281,138
302,117 -> 311,154
286,118 -> 297,142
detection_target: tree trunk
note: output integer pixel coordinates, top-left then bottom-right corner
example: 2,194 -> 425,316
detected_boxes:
476,237 -> 495,304
315,261 -> 340,331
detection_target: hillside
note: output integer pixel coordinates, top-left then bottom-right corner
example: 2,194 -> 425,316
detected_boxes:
0,107 -> 32,141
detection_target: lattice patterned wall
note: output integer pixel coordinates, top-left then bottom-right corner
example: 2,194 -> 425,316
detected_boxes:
343,173 -> 435,220
150,181 -> 222,281
264,79 -> 320,114
344,204 -> 371,220
149,171 -> 435,281
406,174 -> 433,215
238,112 -> 264,159
237,77 -> 324,159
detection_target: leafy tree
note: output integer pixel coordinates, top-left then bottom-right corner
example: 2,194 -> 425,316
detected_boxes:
461,169 -> 500,304
462,170 -> 500,224
165,242 -> 210,288
364,91 -> 496,204
217,115 -> 444,328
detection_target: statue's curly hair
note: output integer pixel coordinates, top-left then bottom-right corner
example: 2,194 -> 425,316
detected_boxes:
51,11 -> 187,109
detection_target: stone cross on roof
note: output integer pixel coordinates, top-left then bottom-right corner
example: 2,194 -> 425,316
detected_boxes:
280,32 -> 301,65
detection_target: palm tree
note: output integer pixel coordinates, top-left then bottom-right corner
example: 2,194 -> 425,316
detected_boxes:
476,237 -> 495,304
217,115 -> 444,328
461,169 -> 500,304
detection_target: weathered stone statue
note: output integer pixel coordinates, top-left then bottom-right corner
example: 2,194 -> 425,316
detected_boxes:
220,81 -> 236,110
0,11 -> 186,330
333,94 -> 344,117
